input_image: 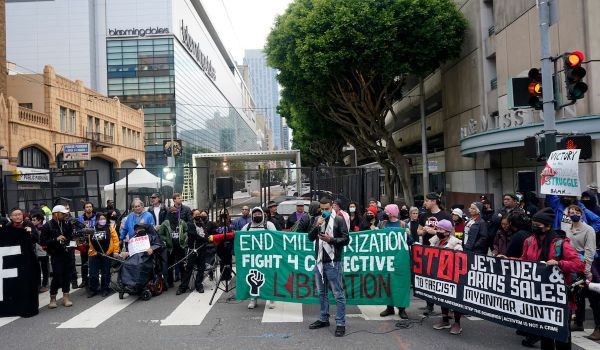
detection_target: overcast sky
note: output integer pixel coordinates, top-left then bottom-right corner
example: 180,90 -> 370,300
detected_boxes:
202,0 -> 294,64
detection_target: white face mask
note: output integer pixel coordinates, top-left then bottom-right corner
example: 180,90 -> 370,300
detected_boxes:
349,207 -> 356,213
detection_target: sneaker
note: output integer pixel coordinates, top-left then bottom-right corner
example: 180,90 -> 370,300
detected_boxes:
521,336 -> 540,347
335,326 -> 345,337
176,289 -> 186,295
196,285 -> 204,293
268,300 -> 275,309
309,320 -> 330,329
433,320 -> 451,330
398,309 -> 409,320
248,298 -> 257,309
587,327 -> 600,341
71,281 -> 78,290
422,306 -> 434,316
78,281 -> 88,289
380,307 -> 395,317
450,323 -> 462,335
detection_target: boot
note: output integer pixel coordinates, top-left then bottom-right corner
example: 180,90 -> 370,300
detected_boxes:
588,327 -> 600,341
48,295 -> 57,309
62,293 -> 73,307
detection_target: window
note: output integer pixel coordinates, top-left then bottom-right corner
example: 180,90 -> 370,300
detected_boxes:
95,118 -> 100,133
122,127 -> 126,146
69,109 -> 76,133
87,115 -> 93,133
19,103 -> 33,109
60,106 -> 67,132
18,146 -> 49,169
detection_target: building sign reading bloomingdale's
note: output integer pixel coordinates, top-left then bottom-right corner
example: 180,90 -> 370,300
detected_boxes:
108,27 -> 169,37
180,20 -> 217,81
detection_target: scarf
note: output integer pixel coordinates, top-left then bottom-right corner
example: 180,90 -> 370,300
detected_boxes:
317,210 -> 337,282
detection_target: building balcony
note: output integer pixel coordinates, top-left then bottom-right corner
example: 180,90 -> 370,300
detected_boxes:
17,106 -> 50,127
485,26 -> 496,59
86,130 -> 114,148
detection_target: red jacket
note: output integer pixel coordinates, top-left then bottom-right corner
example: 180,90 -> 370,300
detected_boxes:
519,234 -> 584,309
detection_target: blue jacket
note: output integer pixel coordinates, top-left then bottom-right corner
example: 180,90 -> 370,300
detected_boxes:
233,215 -> 252,231
78,214 -> 96,228
546,195 -> 600,232
120,211 -> 155,240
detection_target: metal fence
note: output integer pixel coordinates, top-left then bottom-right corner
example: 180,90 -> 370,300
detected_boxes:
1,165 -> 383,218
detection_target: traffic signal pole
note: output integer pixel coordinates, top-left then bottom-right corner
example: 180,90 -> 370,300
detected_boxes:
538,0 -> 557,154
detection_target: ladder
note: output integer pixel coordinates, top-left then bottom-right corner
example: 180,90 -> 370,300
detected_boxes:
182,163 -> 193,202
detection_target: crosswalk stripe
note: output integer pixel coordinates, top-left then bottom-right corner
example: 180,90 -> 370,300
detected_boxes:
161,289 -> 223,326
0,278 -> 82,328
572,329 -> 600,350
57,293 -> 137,329
357,305 -> 399,320
261,301 -> 303,323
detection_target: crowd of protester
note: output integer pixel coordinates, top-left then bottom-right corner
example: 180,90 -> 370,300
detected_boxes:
2,184 -> 600,346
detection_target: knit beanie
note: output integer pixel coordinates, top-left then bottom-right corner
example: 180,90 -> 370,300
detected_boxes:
532,207 -> 555,226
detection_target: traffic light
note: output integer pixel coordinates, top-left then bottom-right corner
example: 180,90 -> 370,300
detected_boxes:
560,134 -> 592,159
527,68 -> 542,109
564,51 -> 588,100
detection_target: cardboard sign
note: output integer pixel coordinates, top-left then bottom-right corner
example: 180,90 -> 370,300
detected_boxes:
540,149 -> 581,196
128,235 -> 150,256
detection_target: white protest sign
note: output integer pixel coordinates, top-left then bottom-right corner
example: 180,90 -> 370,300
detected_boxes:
128,235 -> 150,256
0,246 -> 21,302
540,149 -> 581,196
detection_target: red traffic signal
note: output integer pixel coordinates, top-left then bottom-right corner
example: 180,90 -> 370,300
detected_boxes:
560,134 -> 592,159
564,51 -> 588,100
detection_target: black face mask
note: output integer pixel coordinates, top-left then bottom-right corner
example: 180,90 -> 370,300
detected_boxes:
400,209 -> 409,218
382,214 -> 389,221
135,230 -> 146,236
436,232 -> 446,239
366,214 -> 375,221
581,199 -> 593,208
532,226 -> 545,236
194,216 -> 203,223
253,216 -> 263,224
200,216 -> 208,222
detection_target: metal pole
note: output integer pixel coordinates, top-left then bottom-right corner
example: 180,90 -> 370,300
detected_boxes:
539,0 -> 557,154
420,77 -> 430,196
0,165 -> 5,216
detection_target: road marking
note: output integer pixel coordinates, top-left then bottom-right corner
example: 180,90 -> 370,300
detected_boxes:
161,289 -> 223,326
261,301 -> 303,323
572,329 -> 600,350
465,316 -> 483,321
0,278 -> 82,328
57,293 -> 136,328
357,305 -> 400,320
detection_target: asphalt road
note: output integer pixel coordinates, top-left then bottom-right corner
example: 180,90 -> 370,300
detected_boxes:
1,276 -> 598,350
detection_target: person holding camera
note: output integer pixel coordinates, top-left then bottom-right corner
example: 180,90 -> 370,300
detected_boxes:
158,207 -> 188,288
40,205 -> 75,308
308,197 -> 349,337
177,209 -> 212,295
208,209 -> 235,282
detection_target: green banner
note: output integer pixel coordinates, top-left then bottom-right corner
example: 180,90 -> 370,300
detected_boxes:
234,229 -> 411,306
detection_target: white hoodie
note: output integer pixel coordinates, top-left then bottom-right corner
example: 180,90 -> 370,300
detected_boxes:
241,207 -> 277,231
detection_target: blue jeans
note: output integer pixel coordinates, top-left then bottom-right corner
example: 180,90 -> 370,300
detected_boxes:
315,261 -> 346,326
89,255 -> 111,292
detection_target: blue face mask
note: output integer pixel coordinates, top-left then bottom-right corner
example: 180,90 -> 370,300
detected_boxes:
321,211 -> 331,219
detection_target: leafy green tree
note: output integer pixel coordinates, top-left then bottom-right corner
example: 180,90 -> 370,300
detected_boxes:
266,0 -> 467,203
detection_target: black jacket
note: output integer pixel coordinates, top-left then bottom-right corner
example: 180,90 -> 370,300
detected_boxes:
505,229 -> 530,258
309,215 -> 349,262
186,221 -> 210,249
286,212 -> 311,232
148,205 -> 168,226
269,213 -> 286,231
464,217 -> 489,254
173,205 -> 193,223
40,219 -> 74,256
5,220 -> 39,246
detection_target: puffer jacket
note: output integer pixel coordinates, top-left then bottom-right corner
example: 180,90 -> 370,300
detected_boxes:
88,225 -> 120,257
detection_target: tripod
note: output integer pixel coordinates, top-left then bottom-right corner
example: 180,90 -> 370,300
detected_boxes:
209,199 -> 236,305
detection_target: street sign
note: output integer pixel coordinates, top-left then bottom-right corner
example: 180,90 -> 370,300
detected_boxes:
63,143 -> 91,161
14,167 -> 50,183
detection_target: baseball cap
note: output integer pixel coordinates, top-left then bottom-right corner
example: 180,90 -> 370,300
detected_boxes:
267,201 -> 277,208
52,205 -> 69,214
296,200 -> 304,206
150,193 -> 159,198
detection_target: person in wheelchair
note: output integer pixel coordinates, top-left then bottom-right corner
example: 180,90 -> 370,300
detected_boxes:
177,209 -> 212,294
116,224 -> 165,300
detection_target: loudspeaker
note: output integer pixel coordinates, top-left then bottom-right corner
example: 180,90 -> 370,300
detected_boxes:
517,171 -> 536,193
216,177 -> 233,199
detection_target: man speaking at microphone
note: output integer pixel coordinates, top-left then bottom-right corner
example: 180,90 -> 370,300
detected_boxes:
308,197 -> 349,337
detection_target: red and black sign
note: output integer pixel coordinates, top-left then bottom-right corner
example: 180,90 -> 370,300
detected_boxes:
412,245 -> 569,342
